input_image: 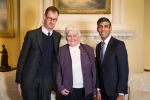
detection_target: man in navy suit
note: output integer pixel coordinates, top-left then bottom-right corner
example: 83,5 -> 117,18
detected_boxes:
16,6 -> 62,100
96,17 -> 129,100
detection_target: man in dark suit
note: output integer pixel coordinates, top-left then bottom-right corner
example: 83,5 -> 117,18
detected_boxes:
15,6 -> 62,100
96,17 -> 129,100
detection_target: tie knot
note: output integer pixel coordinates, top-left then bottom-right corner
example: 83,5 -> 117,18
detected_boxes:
102,41 -> 105,46
48,32 -> 50,36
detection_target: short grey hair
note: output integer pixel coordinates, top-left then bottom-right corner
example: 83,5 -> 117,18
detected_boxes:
64,25 -> 81,38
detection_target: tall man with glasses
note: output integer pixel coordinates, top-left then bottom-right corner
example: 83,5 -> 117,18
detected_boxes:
96,17 -> 129,100
16,6 -> 62,100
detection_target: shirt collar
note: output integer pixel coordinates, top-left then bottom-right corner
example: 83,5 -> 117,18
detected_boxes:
102,35 -> 111,45
42,26 -> 53,36
69,43 -> 80,50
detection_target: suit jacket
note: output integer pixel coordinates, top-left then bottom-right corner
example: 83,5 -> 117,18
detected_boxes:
57,44 -> 96,96
96,36 -> 129,96
15,27 -> 62,90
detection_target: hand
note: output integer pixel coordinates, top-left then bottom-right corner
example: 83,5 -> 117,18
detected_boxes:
116,95 -> 125,100
97,90 -> 102,100
17,84 -> 22,96
61,89 -> 69,96
93,95 -> 96,100
93,95 -> 96,97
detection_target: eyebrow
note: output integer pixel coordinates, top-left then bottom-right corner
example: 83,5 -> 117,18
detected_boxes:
99,25 -> 109,27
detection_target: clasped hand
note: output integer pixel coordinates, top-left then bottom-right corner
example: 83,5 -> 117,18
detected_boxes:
61,89 -> 69,96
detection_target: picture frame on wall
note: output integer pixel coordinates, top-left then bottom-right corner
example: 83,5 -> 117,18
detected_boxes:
0,0 -> 14,38
53,0 -> 111,14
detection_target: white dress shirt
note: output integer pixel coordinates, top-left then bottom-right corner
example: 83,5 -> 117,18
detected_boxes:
101,35 -> 111,62
42,26 -> 53,36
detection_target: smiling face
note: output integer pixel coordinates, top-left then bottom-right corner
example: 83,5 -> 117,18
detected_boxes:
43,11 -> 58,32
66,30 -> 79,47
97,21 -> 112,41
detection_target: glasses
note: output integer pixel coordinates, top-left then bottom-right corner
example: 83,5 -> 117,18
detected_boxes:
46,17 -> 57,22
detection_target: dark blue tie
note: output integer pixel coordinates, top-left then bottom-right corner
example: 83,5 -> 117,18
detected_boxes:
101,42 -> 105,62
48,32 -> 50,36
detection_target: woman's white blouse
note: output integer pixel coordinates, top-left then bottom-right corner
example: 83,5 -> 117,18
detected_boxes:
69,44 -> 84,88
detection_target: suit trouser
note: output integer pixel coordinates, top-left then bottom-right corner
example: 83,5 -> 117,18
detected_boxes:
22,78 -> 52,100
62,88 -> 93,100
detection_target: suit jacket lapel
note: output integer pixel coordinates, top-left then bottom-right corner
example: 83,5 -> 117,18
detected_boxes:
53,31 -> 59,53
97,42 -> 102,66
36,27 -> 43,52
65,44 -> 72,76
102,36 -> 114,65
79,45 -> 87,74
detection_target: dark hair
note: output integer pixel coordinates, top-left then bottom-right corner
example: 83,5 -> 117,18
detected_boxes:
45,6 -> 59,16
97,17 -> 111,28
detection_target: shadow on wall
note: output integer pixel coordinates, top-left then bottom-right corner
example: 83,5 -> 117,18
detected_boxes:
20,9 -> 38,49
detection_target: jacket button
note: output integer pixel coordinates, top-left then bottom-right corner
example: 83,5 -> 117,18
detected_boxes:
36,69 -> 38,71
84,74 -> 85,75
39,61 -> 40,63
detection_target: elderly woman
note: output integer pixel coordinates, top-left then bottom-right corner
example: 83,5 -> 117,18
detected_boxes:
57,25 -> 96,100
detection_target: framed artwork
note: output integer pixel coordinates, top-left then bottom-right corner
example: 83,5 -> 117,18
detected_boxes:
0,0 -> 14,38
53,0 -> 111,14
